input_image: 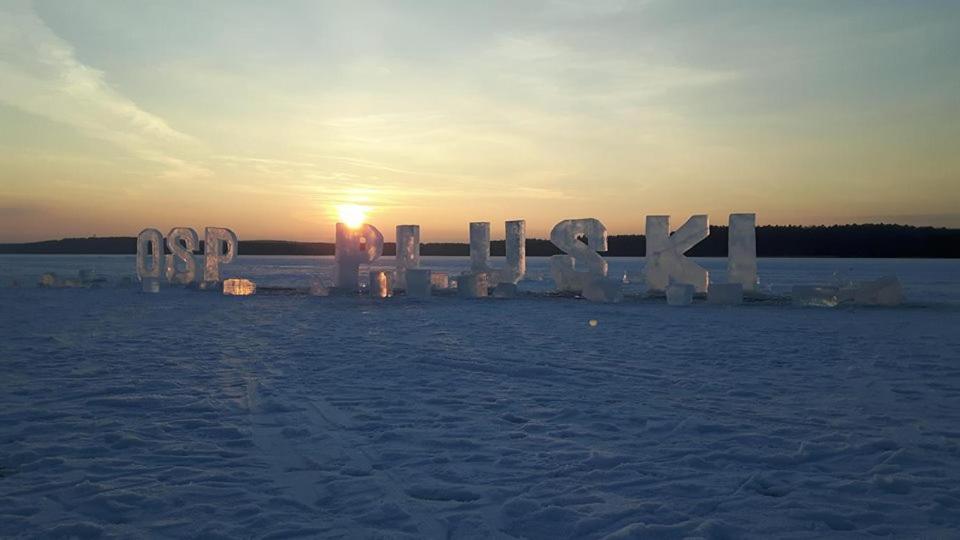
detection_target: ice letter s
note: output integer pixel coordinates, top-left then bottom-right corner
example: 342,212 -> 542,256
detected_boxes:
137,228 -> 164,281
395,225 -> 420,289
165,227 -> 198,284
469,220 -> 526,285
727,213 -> 758,291
203,227 -> 239,283
644,215 -> 709,293
335,222 -> 384,290
549,218 -> 608,291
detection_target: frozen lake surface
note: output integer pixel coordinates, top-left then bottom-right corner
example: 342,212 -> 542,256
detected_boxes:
1,256 -> 960,538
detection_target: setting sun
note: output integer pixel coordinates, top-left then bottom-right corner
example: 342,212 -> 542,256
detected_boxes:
337,204 -> 368,229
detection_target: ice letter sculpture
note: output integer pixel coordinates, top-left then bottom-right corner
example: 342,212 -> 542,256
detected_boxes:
165,227 -> 198,284
549,219 -> 609,292
335,222 -> 384,290
203,227 -> 239,284
644,215 -> 709,293
728,213 -> 758,291
395,225 -> 420,289
469,220 -> 526,284
137,228 -> 164,282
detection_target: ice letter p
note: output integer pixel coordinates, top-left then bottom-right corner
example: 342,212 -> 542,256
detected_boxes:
335,222 -> 384,290
644,215 -> 709,293
549,218 -> 608,292
137,228 -> 164,282
203,227 -> 239,283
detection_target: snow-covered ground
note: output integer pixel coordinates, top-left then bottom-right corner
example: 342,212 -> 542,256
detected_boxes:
2,256 -> 960,538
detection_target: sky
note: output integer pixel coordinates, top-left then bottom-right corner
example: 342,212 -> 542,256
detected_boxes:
1,0 -> 959,242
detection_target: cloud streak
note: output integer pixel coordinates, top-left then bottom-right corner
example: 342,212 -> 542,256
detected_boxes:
0,1 -> 209,179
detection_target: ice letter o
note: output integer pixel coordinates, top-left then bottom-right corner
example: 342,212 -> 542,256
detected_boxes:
137,228 -> 164,281
727,213 -> 758,291
203,227 -> 239,283
335,223 -> 384,290
165,227 -> 198,284
395,225 -> 420,289
644,215 -> 708,293
469,220 -> 526,285
549,218 -> 608,291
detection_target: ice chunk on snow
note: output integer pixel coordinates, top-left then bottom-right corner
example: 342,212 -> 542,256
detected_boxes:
458,272 -> 488,298
430,272 -> 449,289
223,278 -> 256,296
549,218 -> 608,292
666,283 -> 695,306
469,220 -> 526,284
645,215 -> 709,293
395,225 -> 420,289
792,285 -> 839,307
38,273 -> 59,287
708,283 -> 743,305
335,223 -> 384,290
405,269 -> 432,298
165,227 -> 198,285
203,227 -> 238,284
369,270 -> 393,298
309,279 -> 330,296
846,276 -> 904,306
728,213 -> 758,291
136,228 -> 164,282
582,276 -> 623,303
493,282 -> 517,298
142,277 -> 160,293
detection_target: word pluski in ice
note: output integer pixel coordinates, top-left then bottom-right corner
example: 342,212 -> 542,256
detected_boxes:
136,229 -> 164,282
165,227 -> 198,284
550,218 -> 608,292
469,220 -> 526,284
204,227 -> 239,283
645,215 -> 709,293
395,225 -> 420,289
728,213 -> 758,291
335,222 -> 384,290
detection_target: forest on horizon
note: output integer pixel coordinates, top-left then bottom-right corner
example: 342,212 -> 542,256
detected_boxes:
1,224 -> 957,258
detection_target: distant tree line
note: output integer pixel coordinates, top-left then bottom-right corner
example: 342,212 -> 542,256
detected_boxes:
1,224 -> 957,258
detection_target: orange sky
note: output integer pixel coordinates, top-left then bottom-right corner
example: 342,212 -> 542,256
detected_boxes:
2,1 -> 959,242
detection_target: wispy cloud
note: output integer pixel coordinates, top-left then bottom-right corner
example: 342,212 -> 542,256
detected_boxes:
0,1 -> 209,179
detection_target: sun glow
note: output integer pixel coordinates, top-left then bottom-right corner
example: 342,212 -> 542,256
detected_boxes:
337,204 -> 368,229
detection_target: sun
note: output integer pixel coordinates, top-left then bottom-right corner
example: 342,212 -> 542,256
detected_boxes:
337,204 -> 368,229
